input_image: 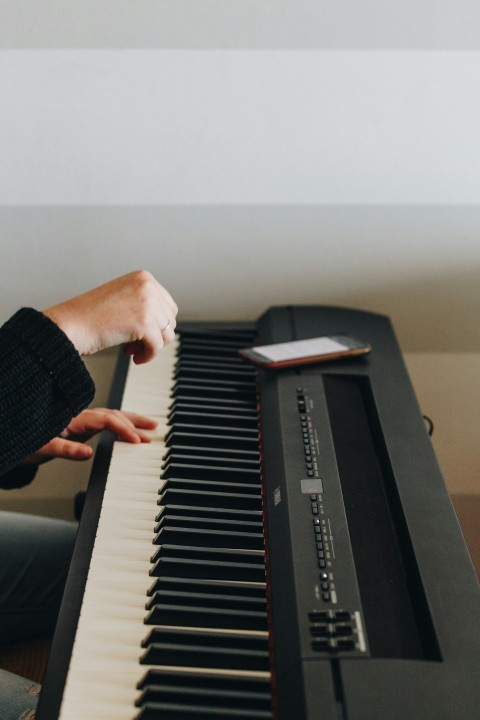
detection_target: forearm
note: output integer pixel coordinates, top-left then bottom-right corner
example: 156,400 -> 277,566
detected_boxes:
0,308 -> 95,477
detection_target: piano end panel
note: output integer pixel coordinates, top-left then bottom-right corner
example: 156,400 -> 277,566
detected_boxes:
275,661 -> 338,720
340,658 -> 480,720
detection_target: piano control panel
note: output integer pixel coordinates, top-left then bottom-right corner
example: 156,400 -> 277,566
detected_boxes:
264,373 -> 369,668
295,385 -> 368,657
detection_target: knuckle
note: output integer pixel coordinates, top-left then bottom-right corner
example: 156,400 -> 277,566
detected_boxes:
134,270 -> 155,296
133,269 -> 153,284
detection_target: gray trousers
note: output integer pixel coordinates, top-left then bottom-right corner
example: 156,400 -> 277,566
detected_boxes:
0,511 -> 76,720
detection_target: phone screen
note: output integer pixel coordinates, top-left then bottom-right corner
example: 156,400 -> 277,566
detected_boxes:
253,336 -> 351,363
239,334 -> 371,368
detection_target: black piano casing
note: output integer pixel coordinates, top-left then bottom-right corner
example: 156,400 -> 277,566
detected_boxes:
257,306 -> 480,720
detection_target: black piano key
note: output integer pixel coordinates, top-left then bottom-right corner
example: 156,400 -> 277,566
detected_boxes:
181,326 -> 254,335
179,335 -> 254,349
153,525 -> 264,550
142,626 -> 268,646
173,359 -> 253,375
175,348 -> 250,363
161,453 -> 259,470
150,544 -> 264,565
143,602 -> 267,631
139,641 -> 269,672
177,348 -> 252,360
159,477 -> 260,492
137,682 -> 271,711
158,476 -> 262,496
162,445 -> 259,463
136,671 -> 272,714
161,462 -> 260,484
175,354 -> 255,368
171,382 -> 255,401
150,556 -> 266,582
158,488 -> 262,511
165,430 -> 259,451
154,514 -> 263,534
168,410 -> 258,429
146,576 -> 266,599
167,401 -> 258,417
173,375 -> 256,390
155,504 -> 263,523
174,367 -> 256,383
145,589 -> 266,614
165,423 -> 258,439
161,457 -> 260,479
169,395 -> 256,410
176,355 -> 250,369
135,701 -> 272,720
137,667 -> 268,684
180,332 -> 254,344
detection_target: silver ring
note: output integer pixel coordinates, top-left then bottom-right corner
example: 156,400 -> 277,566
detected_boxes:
161,320 -> 171,333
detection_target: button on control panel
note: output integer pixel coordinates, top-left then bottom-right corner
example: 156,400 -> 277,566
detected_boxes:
298,387 -> 316,478
308,609 -> 366,654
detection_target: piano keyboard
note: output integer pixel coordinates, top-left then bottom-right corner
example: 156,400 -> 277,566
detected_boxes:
58,330 -> 273,720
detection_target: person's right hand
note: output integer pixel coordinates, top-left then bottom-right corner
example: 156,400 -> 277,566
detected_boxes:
43,270 -> 178,364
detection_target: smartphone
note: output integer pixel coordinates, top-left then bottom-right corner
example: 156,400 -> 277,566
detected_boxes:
238,334 -> 371,369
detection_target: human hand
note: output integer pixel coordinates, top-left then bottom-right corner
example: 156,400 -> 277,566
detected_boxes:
43,270 -> 178,364
23,408 -> 158,464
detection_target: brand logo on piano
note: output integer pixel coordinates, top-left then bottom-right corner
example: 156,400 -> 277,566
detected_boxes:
273,486 -> 282,506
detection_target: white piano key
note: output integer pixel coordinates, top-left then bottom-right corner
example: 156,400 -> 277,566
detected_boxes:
109,456 -> 164,468
110,443 -> 167,458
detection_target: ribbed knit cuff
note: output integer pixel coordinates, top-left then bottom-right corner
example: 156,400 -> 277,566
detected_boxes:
3,307 -> 95,415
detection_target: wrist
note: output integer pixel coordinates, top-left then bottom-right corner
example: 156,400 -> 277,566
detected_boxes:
43,305 -> 85,355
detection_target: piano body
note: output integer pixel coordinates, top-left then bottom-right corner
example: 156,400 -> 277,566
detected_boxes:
37,306 -> 480,720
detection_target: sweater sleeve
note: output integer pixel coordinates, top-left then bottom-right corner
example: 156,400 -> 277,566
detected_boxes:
0,307 -> 95,481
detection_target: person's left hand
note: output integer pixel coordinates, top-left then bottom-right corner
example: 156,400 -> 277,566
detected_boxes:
24,408 -> 158,464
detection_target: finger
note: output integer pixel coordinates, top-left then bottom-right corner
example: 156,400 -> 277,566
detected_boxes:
65,408 -> 151,443
159,311 -> 177,342
124,340 -> 149,358
121,411 -> 158,430
130,343 -> 156,365
95,409 -> 153,443
158,284 -> 178,317
125,326 -> 165,364
40,438 -> 93,462
160,324 -> 176,346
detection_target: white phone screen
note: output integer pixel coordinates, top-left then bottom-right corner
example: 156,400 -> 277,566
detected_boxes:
253,336 -> 349,363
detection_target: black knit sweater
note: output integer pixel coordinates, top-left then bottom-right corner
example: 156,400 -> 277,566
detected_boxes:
0,308 -> 95,488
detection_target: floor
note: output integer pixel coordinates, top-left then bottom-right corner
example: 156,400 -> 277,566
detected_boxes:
0,637 -> 51,684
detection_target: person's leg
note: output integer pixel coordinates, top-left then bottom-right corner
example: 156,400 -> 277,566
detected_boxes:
0,511 -> 77,719
0,669 -> 40,720
0,511 -> 76,645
